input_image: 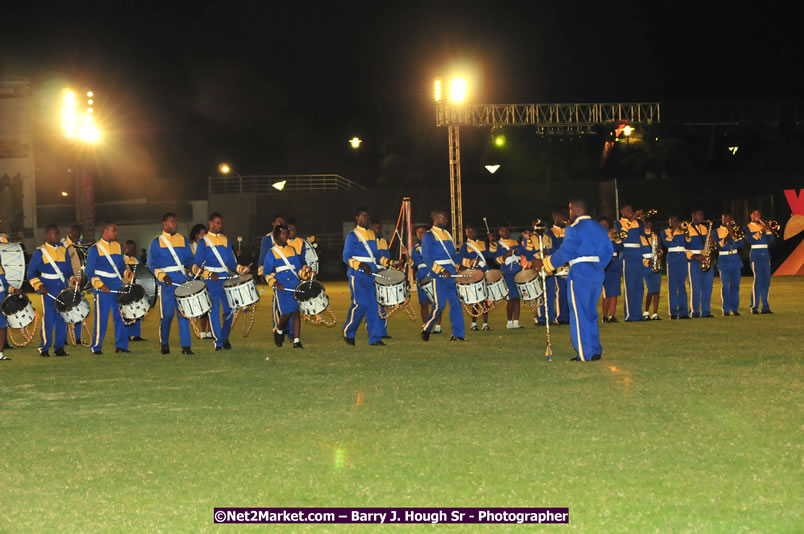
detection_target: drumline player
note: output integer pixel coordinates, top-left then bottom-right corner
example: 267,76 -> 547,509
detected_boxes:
85,222 -> 133,354
26,224 -> 79,357
189,223 -> 212,339
410,225 -> 442,334
342,207 -> 398,346
371,220 -> 393,339
62,223 -> 85,345
492,221 -> 525,330
0,234 -> 14,360
193,212 -> 250,351
420,209 -> 464,341
148,212 -> 195,355
263,224 -> 311,348
460,223 -> 493,331
124,239 -> 147,341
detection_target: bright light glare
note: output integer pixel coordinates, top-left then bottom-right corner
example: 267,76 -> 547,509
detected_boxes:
218,163 -> 231,175
87,99 -> 94,105
728,146 -> 739,155
61,191 -> 69,197
78,120 -> 101,144
623,125 -> 633,136
272,180 -> 287,191
449,77 -> 467,103
433,79 -> 441,102
349,137 -> 362,149
494,135 -> 505,147
485,165 -> 500,174
87,91 -> 94,97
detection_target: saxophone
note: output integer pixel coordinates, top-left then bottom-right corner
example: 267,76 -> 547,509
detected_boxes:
650,232 -> 663,273
700,220 -> 715,272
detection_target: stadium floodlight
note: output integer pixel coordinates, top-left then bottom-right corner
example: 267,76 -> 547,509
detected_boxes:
86,91 -> 94,97
61,191 -> 69,197
272,180 -> 287,191
623,125 -> 633,136
449,77 -> 467,104
434,79 -> 442,103
349,137 -> 362,149
218,163 -> 231,175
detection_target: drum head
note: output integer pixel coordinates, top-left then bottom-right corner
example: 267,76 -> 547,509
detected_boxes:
134,263 -> 157,307
54,289 -> 84,313
1,293 -> 30,315
514,269 -> 538,283
374,269 -> 405,286
175,280 -> 206,297
457,269 -> 485,284
417,274 -> 432,287
294,281 -> 323,301
485,269 -> 503,283
223,274 -> 252,288
116,284 -> 146,305
0,243 -> 26,289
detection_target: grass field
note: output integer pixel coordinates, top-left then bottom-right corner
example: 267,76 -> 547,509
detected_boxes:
1,277 -> 802,533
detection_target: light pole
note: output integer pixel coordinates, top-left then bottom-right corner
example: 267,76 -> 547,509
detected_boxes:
62,88 -> 101,238
435,77 -> 467,243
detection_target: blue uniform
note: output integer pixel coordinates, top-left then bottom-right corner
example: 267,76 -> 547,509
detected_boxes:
602,233 -> 623,299
411,242 -> 431,304
263,242 -> 306,318
544,216 -> 613,361
546,227 -> 570,323
194,232 -> 247,348
524,233 -> 554,324
716,226 -> 745,315
421,227 -> 464,338
460,239 -> 492,272
342,226 -> 390,344
662,228 -> 689,318
685,222 -> 715,317
0,234 -> 8,329
27,242 -> 75,353
744,222 -> 775,313
641,231 -> 662,294
493,238 -> 526,301
148,232 -> 194,348
374,236 -> 392,337
257,234 -> 276,278
85,239 -> 129,353
615,217 -> 644,321
62,235 -> 84,343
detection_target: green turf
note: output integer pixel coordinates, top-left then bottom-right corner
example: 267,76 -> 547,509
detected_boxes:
1,277 -> 802,533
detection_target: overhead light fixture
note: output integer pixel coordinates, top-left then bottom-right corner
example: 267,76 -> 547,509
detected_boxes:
349,137 -> 362,149
272,180 -> 287,191
61,191 -> 69,197
623,125 -> 633,136
485,165 -> 500,174
728,146 -> 739,155
433,79 -> 442,102
218,163 -> 231,175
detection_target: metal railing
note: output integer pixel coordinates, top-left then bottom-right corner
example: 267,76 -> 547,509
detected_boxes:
437,102 -> 661,128
209,174 -> 365,195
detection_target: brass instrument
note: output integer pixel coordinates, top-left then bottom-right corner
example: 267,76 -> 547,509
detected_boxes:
650,232 -> 663,273
728,221 -> 745,240
635,209 -> 658,220
700,220 -> 715,271
758,219 -> 780,236
609,228 -> 628,240
680,221 -> 691,233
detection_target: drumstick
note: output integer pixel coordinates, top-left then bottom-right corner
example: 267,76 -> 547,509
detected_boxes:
45,293 -> 65,305
482,217 -> 491,234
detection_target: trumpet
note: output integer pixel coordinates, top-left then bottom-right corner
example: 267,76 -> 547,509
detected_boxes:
609,228 -> 628,240
758,219 -> 780,236
680,221 -> 691,233
635,209 -> 658,220
727,221 -> 745,240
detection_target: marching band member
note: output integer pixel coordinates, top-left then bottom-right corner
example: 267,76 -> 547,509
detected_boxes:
421,209 -> 464,341
523,218 -> 551,326
342,207 -> 394,346
62,223 -> 84,345
124,239 -> 146,341
26,225 -> 78,357
615,205 -> 645,321
716,213 -> 745,316
533,198 -> 613,362
640,220 -> 662,320
148,212 -> 195,355
663,216 -> 690,319
597,217 -> 622,323
371,221 -> 393,338
85,222 -> 131,354
411,225 -> 442,333
493,221 -> 525,329
258,214 -> 285,277
263,224 -> 309,348
744,209 -> 776,314
189,224 -> 212,339
460,223 -> 493,331
685,209 -> 715,318
194,212 -> 250,351
0,235 -> 14,360
547,211 -> 570,324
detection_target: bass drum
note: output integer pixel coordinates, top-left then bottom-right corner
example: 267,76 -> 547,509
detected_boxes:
0,242 -> 26,290
134,263 -> 157,309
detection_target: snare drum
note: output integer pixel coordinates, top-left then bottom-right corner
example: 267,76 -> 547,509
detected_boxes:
116,284 -> 150,322
456,269 -> 487,305
294,280 -> 329,316
485,269 -> 509,302
374,269 -> 407,306
1,293 -> 36,329
223,274 -> 260,310
54,289 -> 90,324
175,280 -> 213,318
417,275 -> 435,303
514,269 -> 544,301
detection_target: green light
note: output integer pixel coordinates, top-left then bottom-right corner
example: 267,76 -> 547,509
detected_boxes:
494,135 -> 505,147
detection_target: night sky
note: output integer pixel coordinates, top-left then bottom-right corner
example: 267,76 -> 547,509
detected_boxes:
2,2 -> 800,202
